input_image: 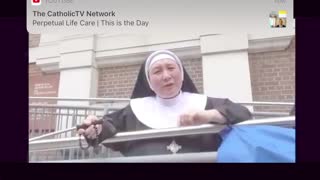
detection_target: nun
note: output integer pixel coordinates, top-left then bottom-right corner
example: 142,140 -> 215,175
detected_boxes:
78,50 -> 252,156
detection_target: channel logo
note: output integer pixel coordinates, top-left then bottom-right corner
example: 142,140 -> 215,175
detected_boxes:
269,10 -> 287,28
31,0 -> 41,6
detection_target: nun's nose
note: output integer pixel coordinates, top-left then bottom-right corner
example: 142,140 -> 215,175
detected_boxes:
162,70 -> 171,81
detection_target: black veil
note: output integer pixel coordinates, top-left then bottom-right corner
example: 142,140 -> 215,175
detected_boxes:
131,60 -> 199,99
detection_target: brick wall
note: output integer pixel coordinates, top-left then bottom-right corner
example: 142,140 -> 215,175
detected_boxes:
97,58 -> 203,98
182,59 -> 204,93
98,65 -> 140,98
248,37 -> 295,112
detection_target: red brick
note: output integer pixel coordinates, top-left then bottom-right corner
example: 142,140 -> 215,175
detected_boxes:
97,59 -> 203,98
249,36 -> 295,112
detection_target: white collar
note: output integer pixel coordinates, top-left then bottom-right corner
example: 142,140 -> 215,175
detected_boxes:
130,92 -> 207,129
156,91 -> 182,107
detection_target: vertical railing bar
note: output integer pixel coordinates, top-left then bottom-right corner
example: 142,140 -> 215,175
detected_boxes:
58,107 -> 61,138
34,107 -> 39,137
30,107 -> 35,138
42,106 -> 45,137
72,108 -> 77,137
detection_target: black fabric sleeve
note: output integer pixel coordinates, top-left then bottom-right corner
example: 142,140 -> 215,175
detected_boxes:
96,105 -> 130,152
97,117 -> 118,144
207,97 -> 252,124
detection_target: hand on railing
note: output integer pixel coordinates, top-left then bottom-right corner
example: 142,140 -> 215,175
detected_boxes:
76,115 -> 103,151
179,109 -> 227,126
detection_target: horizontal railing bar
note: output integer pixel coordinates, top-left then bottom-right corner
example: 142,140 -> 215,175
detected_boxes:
31,152 -> 218,163
29,113 -> 102,117
29,105 -> 105,109
29,97 -> 130,102
29,112 -> 289,141
29,97 -> 294,106
29,127 -> 77,142
29,124 -> 226,152
29,123 -> 219,142
237,116 -> 295,126
252,112 -> 289,116
28,112 -> 289,119
29,113 -> 97,117
239,102 -> 294,106
29,116 -> 295,152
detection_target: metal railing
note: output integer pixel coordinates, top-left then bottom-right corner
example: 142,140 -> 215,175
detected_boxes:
29,116 -> 295,151
29,97 -> 294,138
30,97 -> 294,106
36,152 -> 219,163
29,104 -> 105,138
29,97 -> 295,161
29,97 -> 130,102
29,100 -> 113,161
29,116 -> 295,162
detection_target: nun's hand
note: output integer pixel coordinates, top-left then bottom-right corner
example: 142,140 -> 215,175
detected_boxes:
77,115 -> 102,139
179,109 -> 227,126
179,110 -> 209,126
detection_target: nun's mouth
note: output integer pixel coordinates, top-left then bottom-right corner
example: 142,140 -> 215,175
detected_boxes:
163,83 -> 174,88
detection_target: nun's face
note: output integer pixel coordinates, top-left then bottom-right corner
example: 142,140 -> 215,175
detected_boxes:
149,59 -> 183,98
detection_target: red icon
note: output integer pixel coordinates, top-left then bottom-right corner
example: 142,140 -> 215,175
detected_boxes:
31,0 -> 41,6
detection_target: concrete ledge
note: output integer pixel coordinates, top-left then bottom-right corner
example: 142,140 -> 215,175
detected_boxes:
248,36 -> 293,53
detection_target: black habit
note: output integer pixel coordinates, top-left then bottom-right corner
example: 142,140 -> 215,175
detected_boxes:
93,58 -> 252,156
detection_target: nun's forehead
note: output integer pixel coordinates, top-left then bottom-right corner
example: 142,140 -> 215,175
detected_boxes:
148,53 -> 176,66
150,58 -> 178,69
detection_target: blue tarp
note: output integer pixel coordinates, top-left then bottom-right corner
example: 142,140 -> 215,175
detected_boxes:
217,125 -> 295,162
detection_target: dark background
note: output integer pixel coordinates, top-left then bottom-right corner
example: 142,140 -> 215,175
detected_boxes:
0,0 -> 319,177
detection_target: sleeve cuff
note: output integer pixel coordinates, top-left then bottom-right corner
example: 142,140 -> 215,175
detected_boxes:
98,118 -> 118,144
214,106 -> 232,125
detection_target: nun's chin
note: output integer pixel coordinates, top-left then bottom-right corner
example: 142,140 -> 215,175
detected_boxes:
157,89 -> 180,99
